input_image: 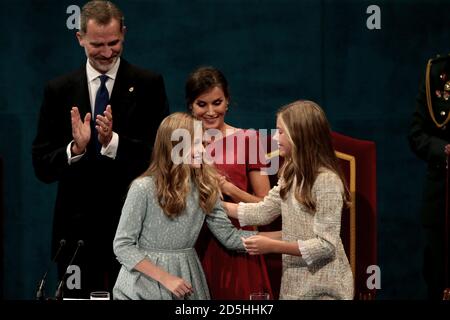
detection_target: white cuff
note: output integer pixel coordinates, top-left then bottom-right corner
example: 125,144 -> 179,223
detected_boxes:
67,141 -> 85,165
298,240 -> 314,266
101,132 -> 119,159
237,202 -> 248,227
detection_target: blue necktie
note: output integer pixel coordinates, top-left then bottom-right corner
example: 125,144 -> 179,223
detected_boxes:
93,75 -> 109,154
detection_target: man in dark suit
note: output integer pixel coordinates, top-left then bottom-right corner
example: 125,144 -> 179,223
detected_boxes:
409,54 -> 450,300
32,0 -> 169,298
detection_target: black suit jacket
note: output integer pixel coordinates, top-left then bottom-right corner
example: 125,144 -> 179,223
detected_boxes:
32,59 -> 169,261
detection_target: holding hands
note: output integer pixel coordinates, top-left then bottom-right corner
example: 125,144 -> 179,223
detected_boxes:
242,235 -> 275,255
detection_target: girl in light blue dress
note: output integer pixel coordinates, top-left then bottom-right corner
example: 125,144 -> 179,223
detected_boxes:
113,112 -> 256,300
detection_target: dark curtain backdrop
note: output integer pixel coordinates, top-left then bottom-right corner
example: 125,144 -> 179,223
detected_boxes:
1,0 -> 448,299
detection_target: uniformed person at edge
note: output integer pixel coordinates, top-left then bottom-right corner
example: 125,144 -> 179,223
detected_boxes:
409,54 -> 450,300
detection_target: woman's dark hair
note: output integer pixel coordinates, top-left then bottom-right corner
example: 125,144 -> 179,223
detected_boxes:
185,66 -> 230,110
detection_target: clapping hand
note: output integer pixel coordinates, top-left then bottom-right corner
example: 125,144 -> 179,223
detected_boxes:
70,106 -> 91,155
96,105 -> 113,147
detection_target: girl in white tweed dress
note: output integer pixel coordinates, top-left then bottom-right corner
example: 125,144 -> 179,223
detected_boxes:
224,100 -> 354,299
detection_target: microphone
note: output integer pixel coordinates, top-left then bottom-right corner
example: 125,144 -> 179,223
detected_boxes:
54,240 -> 84,300
36,239 -> 66,300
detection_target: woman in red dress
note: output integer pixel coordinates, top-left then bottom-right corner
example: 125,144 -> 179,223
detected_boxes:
186,66 -> 274,299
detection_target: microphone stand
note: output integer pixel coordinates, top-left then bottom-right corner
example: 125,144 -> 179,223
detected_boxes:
35,239 -> 66,300
54,240 -> 84,300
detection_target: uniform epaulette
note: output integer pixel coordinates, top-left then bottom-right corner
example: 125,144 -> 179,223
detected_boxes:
429,53 -> 450,64
425,54 -> 450,128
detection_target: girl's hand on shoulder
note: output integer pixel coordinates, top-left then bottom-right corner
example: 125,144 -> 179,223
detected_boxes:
160,273 -> 193,298
217,174 -> 235,196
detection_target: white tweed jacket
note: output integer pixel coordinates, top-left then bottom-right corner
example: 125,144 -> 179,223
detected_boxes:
238,169 -> 354,300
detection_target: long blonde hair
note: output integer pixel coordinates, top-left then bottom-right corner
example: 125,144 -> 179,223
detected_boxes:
142,112 -> 220,218
277,100 -> 350,211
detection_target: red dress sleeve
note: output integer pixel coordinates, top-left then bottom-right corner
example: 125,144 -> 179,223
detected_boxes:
195,129 -> 274,299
